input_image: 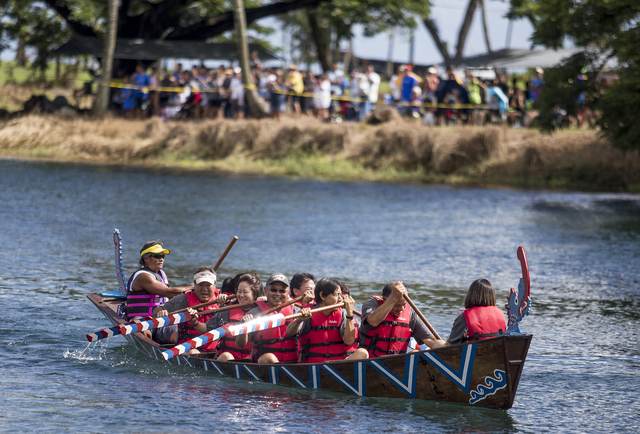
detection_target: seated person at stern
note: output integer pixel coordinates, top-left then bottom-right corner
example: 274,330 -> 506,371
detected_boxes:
435,279 -> 506,348
153,266 -> 225,355
126,240 -> 191,334
360,281 -> 445,356
235,273 -> 314,364
286,278 -> 369,363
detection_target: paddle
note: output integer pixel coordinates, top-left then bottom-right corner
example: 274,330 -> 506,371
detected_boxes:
403,293 -> 442,341
213,236 -> 238,272
294,303 -> 362,317
86,298 -> 251,342
162,302 -> 346,360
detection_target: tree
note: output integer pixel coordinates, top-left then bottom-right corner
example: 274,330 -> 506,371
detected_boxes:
509,0 -> 640,150
92,0 -> 119,116
232,0 -> 269,117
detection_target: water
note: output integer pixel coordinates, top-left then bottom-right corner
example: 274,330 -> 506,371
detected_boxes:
0,158 -> 638,433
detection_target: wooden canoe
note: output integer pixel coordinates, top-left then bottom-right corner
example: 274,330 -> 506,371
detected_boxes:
87,293 -> 531,410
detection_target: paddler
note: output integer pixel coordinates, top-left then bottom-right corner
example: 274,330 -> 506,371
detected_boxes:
126,240 -> 191,339
188,273 -> 265,361
360,281 -> 445,357
235,273 -> 314,364
287,278 -> 369,363
153,266 -> 226,355
290,272 -> 316,302
431,279 -> 506,348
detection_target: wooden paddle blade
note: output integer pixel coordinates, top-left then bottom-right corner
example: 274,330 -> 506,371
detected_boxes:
517,246 -> 530,299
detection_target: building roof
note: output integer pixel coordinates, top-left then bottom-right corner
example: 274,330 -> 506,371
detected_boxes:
446,48 -> 581,69
52,36 -> 280,62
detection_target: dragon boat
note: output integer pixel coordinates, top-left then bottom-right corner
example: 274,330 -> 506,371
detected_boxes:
85,231 -> 533,410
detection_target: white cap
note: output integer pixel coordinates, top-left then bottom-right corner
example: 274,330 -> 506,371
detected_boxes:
427,67 -> 437,74
234,66 -> 242,74
535,67 -> 544,74
194,271 -> 217,285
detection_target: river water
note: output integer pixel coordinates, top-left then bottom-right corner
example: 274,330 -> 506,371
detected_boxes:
0,158 -> 638,433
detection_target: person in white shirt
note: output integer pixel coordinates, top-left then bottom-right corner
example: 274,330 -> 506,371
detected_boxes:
364,65 -> 380,118
229,66 -> 245,119
313,72 -> 331,122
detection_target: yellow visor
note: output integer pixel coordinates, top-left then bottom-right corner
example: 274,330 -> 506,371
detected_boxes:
140,244 -> 170,256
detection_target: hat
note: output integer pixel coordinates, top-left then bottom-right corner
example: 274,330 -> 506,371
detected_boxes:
288,64 -> 297,70
398,65 -> 407,72
535,67 -> 544,74
405,65 -> 413,71
140,244 -> 170,256
225,69 -> 233,75
427,67 -> 437,74
266,273 -> 289,287
233,66 -> 242,74
194,271 -> 217,285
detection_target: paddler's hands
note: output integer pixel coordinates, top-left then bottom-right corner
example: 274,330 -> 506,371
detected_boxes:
215,294 -> 228,305
343,295 -> 355,316
154,308 -> 168,318
241,313 -> 253,323
187,308 -> 199,325
298,307 -> 312,321
302,290 -> 314,304
390,281 -> 407,300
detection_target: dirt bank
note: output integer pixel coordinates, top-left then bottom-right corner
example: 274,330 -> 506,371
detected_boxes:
1,114 -> 638,192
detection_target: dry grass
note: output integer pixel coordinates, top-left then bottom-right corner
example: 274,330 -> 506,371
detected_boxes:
0,112 -> 638,191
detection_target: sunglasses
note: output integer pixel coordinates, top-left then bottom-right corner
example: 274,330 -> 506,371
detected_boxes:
149,253 -> 165,259
269,287 -> 288,294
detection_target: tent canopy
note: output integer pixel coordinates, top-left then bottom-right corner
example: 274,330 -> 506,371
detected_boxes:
53,36 -> 280,62
445,48 -> 581,69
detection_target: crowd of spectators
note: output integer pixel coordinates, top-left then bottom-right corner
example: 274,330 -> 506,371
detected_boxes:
111,55 -> 595,128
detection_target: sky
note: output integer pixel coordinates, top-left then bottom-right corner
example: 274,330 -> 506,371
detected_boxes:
1,0 -> 536,67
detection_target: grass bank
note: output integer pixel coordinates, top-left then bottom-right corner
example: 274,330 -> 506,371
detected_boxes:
1,113 -> 639,192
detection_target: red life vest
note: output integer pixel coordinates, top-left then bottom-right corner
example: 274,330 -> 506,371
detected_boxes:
364,296 -> 412,357
215,305 -> 253,359
178,290 -> 220,352
300,309 -> 346,363
251,300 -> 299,363
463,306 -> 506,341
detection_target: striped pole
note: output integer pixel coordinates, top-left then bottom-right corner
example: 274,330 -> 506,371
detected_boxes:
86,312 -> 190,342
162,313 -> 286,360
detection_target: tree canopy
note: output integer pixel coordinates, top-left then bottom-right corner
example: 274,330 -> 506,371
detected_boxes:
510,0 -> 640,150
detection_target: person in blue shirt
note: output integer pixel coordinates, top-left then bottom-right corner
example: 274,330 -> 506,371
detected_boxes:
133,64 -> 151,119
118,75 -> 136,119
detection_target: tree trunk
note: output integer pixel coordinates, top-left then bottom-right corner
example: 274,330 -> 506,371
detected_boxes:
454,0 -> 479,61
479,0 -> 492,53
306,10 -> 331,72
422,17 -> 452,65
231,0 -> 269,118
16,36 -> 26,67
92,0 -> 120,116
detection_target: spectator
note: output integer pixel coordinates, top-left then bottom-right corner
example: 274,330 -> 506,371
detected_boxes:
313,72 -> 331,122
464,69 -> 486,125
423,66 -> 440,102
389,65 -> 404,102
365,65 -> 380,117
285,64 -> 304,114
531,67 -> 544,102
133,64 -> 151,119
401,65 -> 420,103
230,67 -> 245,120
269,70 -> 286,121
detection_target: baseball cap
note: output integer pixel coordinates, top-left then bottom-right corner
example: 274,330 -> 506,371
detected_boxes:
428,67 -> 437,74
234,66 -> 242,74
194,271 -> 217,285
535,67 -> 544,74
266,273 -> 289,287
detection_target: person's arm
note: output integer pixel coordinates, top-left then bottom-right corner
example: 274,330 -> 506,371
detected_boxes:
341,297 -> 356,346
410,310 -> 445,349
235,306 -> 259,348
365,282 -> 406,327
132,273 -> 188,299
286,307 -> 311,337
186,308 -> 208,334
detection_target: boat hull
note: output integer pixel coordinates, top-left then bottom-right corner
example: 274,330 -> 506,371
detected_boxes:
87,293 -> 531,409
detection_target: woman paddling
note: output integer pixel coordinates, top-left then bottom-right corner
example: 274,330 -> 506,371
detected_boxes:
433,279 -> 507,348
188,273 -> 265,361
287,278 -> 369,363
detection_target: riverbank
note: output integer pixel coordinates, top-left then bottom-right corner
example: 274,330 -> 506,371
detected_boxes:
1,114 -> 638,191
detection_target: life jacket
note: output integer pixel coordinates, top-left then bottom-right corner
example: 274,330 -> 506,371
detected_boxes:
125,267 -> 168,319
364,296 -> 412,357
215,305 -> 253,359
178,290 -> 220,352
300,309 -> 346,363
251,300 -> 298,363
463,306 -> 506,341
